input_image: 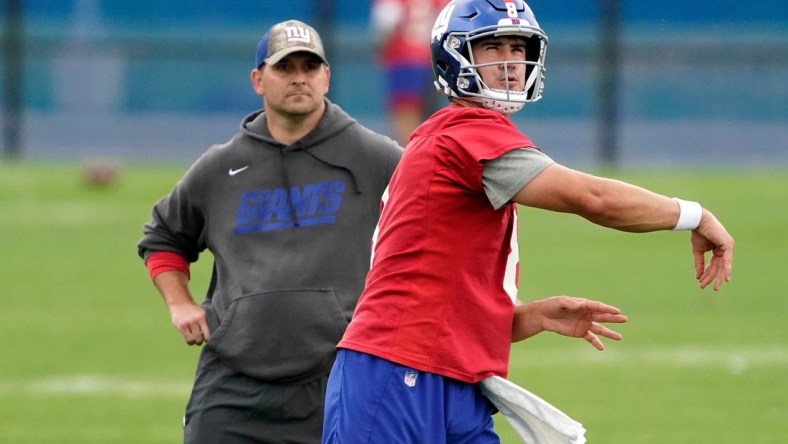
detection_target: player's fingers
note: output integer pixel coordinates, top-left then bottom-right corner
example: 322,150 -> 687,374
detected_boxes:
698,267 -> 714,288
698,254 -> 719,289
700,271 -> 718,290
700,255 -> 728,291
577,299 -> 622,315
709,258 -> 723,291
693,251 -> 706,280
592,312 -> 628,324
714,263 -> 730,291
721,249 -> 733,284
590,322 -> 623,341
583,330 -> 605,351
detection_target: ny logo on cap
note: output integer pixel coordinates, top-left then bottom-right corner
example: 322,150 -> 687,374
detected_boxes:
285,26 -> 311,44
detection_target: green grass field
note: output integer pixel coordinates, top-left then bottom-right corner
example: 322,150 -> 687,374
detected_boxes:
1,161 -> 786,443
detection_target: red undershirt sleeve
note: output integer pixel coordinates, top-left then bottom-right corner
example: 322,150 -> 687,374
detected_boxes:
145,251 -> 191,280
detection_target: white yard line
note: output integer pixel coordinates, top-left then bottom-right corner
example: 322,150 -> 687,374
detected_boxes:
515,344 -> 788,374
1,344 -> 786,397
0,375 -> 191,398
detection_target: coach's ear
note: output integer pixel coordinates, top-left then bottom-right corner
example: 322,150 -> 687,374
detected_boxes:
323,65 -> 330,94
251,67 -> 265,96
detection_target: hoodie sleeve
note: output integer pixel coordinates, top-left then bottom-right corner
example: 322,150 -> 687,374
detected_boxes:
137,156 -> 209,263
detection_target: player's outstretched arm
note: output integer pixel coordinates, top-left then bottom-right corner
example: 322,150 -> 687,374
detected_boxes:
512,297 -> 628,350
513,163 -> 679,232
513,163 -> 735,290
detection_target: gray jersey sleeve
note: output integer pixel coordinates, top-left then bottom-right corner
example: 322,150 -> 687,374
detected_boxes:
482,148 -> 555,210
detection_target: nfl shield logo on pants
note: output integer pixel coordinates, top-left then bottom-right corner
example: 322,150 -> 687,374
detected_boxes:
403,370 -> 418,388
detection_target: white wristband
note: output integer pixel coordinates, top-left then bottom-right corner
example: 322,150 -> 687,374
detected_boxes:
672,198 -> 703,231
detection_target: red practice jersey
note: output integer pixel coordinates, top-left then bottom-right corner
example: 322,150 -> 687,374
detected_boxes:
339,105 -> 537,383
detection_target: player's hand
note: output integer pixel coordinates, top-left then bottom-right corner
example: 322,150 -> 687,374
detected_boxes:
536,296 -> 628,351
513,297 -> 627,349
170,302 -> 211,346
691,209 -> 734,291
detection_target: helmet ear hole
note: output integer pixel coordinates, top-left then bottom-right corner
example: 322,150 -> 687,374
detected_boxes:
524,65 -> 537,99
525,36 -> 542,63
459,47 -> 471,62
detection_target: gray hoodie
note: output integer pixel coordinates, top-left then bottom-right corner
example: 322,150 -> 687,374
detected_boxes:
138,99 -> 403,383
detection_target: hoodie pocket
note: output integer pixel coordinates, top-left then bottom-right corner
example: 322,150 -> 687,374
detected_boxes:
206,289 -> 347,383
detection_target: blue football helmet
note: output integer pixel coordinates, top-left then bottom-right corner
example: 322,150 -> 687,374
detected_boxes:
430,0 -> 548,114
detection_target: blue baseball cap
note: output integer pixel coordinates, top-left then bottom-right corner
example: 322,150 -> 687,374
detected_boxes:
255,20 -> 328,68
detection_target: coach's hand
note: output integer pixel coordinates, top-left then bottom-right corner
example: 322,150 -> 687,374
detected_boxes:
170,301 -> 211,346
153,270 -> 211,345
512,297 -> 628,350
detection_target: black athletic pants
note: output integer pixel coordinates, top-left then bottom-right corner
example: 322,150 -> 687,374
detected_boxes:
183,348 -> 328,444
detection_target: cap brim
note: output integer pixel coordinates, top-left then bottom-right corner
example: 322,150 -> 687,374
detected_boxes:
264,47 -> 328,66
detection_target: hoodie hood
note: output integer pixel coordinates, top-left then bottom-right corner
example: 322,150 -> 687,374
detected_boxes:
241,98 -> 355,151
240,98 -> 365,195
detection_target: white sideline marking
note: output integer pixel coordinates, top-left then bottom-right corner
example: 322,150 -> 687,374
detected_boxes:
0,375 -> 191,398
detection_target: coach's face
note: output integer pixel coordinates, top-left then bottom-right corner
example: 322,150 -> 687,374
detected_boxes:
471,36 -> 527,92
251,52 -> 330,118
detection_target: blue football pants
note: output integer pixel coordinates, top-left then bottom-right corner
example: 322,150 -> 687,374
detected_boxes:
322,349 -> 500,444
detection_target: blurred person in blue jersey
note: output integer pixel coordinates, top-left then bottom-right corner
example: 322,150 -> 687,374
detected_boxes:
137,19 -> 402,444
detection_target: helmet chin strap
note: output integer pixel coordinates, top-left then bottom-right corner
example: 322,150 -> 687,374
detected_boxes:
478,62 -> 536,115
481,93 -> 525,114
